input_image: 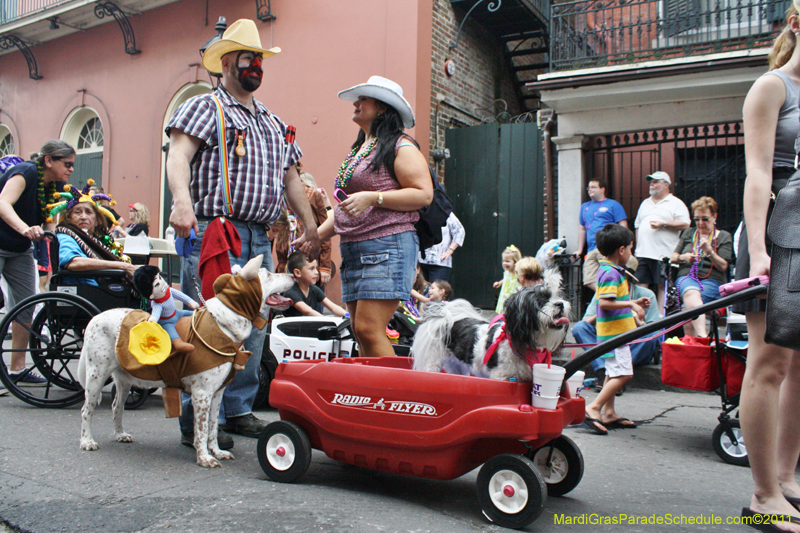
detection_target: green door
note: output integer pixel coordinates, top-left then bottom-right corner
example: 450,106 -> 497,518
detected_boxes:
71,152 -> 102,190
445,122 -> 545,309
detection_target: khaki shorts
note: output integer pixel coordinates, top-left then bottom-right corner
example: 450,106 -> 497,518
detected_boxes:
583,248 -> 639,287
604,345 -> 633,378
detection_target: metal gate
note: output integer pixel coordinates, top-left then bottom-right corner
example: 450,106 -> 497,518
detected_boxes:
587,123 -> 745,234
445,122 -> 545,309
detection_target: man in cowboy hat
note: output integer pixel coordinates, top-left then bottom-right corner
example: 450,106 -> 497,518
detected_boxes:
165,18 -> 320,448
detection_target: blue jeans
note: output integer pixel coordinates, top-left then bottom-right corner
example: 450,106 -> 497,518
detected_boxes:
571,320 -> 660,371
340,231 -> 418,302
420,264 -> 452,283
179,218 -> 273,434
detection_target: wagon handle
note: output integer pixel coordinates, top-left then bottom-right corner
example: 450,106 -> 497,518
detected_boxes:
562,284 -> 767,379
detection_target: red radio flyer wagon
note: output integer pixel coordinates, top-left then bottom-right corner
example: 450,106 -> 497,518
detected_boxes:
257,356 -> 586,529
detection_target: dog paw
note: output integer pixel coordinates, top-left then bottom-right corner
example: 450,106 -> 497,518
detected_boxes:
211,450 -> 234,461
115,432 -> 133,443
197,455 -> 222,468
80,439 -> 99,451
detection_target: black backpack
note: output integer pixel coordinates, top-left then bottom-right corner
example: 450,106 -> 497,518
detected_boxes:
415,166 -> 454,251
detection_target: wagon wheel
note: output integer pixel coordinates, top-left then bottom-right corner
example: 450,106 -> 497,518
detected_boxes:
712,419 -> 748,466
0,292 -> 98,408
476,454 -> 547,529
528,435 -> 584,497
257,421 -> 312,483
110,384 -> 152,410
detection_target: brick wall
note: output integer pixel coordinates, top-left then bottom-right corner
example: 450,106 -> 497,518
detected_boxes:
429,0 -> 522,180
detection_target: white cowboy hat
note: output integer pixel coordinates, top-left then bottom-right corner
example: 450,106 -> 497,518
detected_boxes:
338,76 -> 415,129
201,19 -> 281,75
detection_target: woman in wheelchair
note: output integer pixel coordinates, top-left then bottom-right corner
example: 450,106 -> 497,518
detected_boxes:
54,188 -> 138,286
0,140 -> 76,386
669,196 -> 733,337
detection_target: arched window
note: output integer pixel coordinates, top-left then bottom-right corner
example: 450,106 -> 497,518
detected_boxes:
77,117 -> 103,150
0,126 -> 14,157
62,108 -> 103,189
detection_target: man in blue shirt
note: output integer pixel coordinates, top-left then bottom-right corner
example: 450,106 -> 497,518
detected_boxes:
572,179 -> 630,290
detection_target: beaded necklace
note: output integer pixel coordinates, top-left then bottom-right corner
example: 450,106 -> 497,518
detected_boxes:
36,161 -> 57,222
335,138 -> 378,190
676,227 -> 717,303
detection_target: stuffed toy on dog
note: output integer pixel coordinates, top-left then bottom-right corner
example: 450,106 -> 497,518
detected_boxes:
133,266 -> 200,353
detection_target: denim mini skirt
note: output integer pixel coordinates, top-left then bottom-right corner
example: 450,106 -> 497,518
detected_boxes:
339,230 -> 418,302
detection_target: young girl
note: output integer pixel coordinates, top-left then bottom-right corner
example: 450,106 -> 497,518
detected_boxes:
429,280 -> 452,302
515,256 -> 544,288
493,245 -> 522,314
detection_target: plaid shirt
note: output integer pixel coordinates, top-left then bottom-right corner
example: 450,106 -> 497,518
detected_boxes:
166,85 -> 302,225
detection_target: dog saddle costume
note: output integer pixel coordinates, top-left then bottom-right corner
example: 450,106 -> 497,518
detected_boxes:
115,273 -> 266,417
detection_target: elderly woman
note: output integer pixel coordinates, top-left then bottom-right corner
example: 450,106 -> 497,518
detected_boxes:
669,196 -> 733,337
313,76 -> 433,357
0,141 -> 75,386
55,193 -> 138,286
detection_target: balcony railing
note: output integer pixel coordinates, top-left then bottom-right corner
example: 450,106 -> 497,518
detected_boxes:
550,0 -> 788,71
1,0 -> 72,25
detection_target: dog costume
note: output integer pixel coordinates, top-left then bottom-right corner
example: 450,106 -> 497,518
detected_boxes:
115,273 -> 265,416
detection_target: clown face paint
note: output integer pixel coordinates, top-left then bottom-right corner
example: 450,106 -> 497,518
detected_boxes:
235,51 -> 263,92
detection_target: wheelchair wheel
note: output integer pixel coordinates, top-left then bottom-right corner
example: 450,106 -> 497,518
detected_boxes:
0,292 -> 99,408
110,384 -> 152,410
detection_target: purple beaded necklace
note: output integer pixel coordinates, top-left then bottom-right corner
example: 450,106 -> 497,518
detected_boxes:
676,227 -> 717,304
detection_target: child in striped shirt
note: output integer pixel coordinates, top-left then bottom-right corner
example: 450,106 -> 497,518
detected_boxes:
583,223 -> 649,435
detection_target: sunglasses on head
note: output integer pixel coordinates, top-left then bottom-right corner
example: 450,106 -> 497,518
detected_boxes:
694,217 -> 712,222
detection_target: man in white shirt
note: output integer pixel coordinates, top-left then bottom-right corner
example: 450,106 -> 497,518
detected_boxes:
633,171 -> 690,315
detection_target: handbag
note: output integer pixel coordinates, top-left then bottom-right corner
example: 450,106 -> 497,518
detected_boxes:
765,168 -> 800,350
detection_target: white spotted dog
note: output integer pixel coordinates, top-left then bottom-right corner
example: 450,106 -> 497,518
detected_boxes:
411,269 -> 571,381
78,255 -> 294,468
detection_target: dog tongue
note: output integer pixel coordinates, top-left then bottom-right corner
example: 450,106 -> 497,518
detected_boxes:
552,317 -> 570,327
266,294 -> 293,306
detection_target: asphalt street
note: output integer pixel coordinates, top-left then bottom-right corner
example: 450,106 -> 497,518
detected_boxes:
0,381 -> 776,533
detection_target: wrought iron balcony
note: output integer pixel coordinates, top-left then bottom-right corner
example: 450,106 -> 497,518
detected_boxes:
550,0 -> 789,71
0,0 -> 74,25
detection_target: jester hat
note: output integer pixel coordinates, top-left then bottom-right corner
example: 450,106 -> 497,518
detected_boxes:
46,179 -> 121,226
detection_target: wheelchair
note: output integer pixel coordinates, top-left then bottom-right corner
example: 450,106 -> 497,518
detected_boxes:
0,231 -> 145,408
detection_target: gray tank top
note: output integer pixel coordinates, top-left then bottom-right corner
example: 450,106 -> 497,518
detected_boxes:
765,69 -> 800,168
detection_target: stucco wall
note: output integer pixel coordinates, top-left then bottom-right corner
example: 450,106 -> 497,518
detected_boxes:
0,0 -> 433,301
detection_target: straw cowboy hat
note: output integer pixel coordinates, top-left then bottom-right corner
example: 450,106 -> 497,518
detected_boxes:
201,19 -> 281,75
338,76 -> 416,129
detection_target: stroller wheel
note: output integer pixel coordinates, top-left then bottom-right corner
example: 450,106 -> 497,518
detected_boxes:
712,419 -> 748,466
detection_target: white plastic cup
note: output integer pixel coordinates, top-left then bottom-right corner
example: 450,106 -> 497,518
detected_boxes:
532,363 -> 566,399
566,370 -> 585,398
532,395 -> 559,409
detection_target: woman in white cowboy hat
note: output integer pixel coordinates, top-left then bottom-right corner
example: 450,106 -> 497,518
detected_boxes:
314,76 -> 432,358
